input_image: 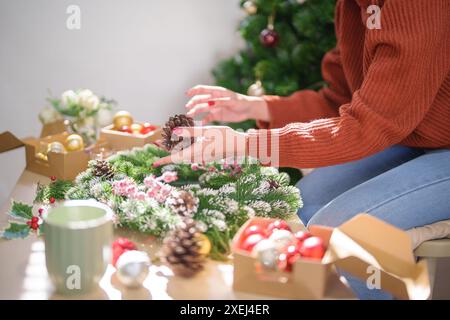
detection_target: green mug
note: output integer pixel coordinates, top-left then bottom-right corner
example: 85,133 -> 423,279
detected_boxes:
43,200 -> 113,295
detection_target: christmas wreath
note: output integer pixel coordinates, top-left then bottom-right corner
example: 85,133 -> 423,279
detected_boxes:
2,144 -> 302,260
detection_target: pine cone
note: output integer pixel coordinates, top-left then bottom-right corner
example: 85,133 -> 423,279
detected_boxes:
161,218 -> 205,277
165,190 -> 199,217
92,160 -> 115,180
161,114 -> 195,151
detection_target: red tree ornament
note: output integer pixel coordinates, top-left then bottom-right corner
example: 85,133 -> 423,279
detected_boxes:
260,28 -> 279,48
243,225 -> 267,238
278,244 -> 301,272
241,233 -> 266,252
298,236 -> 325,260
49,197 -> 56,204
267,220 -> 291,234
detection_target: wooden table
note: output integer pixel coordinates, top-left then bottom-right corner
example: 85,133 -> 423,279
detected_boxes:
0,170 -> 353,300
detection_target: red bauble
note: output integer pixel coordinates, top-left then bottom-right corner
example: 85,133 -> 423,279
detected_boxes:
294,231 -> 311,246
241,233 -> 266,252
49,197 -> 56,204
50,176 -> 57,181
267,220 -> 291,234
140,123 -> 157,135
118,126 -> 133,134
298,236 -> 325,260
112,237 -> 137,267
243,225 -> 266,238
278,244 -> 301,272
260,28 -> 279,48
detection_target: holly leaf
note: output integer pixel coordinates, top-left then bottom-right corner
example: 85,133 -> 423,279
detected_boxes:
1,222 -> 30,239
8,201 -> 33,220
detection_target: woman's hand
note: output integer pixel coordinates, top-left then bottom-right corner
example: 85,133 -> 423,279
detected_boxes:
153,126 -> 248,167
185,85 -> 270,125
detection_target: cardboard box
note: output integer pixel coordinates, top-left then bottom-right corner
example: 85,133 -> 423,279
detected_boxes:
40,120 -> 66,138
232,214 -> 430,300
100,124 -> 161,151
0,131 -> 90,180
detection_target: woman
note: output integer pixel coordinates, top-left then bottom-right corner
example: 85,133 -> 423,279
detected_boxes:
154,0 -> 450,299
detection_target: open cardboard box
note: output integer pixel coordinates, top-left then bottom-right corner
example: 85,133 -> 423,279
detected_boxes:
0,131 -> 91,180
40,120 -> 66,138
232,214 -> 430,300
100,123 -> 162,151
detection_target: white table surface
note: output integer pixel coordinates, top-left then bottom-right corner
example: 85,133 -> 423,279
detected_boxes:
0,170 -> 352,300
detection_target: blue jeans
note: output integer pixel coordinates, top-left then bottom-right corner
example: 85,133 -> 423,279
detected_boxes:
296,145 -> 450,299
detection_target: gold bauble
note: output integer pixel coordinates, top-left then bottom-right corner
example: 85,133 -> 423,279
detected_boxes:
47,141 -> 66,154
243,0 -> 257,15
195,233 -> 212,256
113,111 -> 133,129
131,123 -> 143,134
247,80 -> 265,97
36,152 -> 48,161
65,134 -> 84,152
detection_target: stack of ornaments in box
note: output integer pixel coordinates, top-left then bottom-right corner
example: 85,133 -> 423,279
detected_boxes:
239,219 -> 326,272
100,111 -> 160,151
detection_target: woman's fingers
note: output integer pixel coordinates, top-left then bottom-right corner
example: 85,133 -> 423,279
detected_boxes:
185,94 -> 211,109
153,140 -> 215,167
186,85 -> 231,98
186,98 -> 232,117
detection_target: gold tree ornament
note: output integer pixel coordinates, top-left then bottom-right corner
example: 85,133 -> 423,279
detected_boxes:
47,141 -> 66,154
243,0 -> 257,15
113,111 -> 133,130
195,233 -> 212,256
65,134 -> 84,151
247,80 -> 266,97
130,123 -> 143,134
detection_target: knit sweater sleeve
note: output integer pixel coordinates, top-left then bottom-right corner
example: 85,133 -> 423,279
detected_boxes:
256,47 -> 351,129
249,0 -> 450,168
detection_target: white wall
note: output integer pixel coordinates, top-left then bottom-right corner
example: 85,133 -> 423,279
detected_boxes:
0,0 -> 244,204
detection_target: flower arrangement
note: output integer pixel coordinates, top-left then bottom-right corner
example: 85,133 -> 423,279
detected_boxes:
1,144 -> 302,260
39,89 -> 116,145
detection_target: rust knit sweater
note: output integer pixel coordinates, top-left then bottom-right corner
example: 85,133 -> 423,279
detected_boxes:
250,0 -> 450,168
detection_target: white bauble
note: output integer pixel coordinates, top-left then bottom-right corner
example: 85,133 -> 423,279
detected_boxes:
251,239 -> 279,270
116,250 -> 150,288
269,229 -> 295,251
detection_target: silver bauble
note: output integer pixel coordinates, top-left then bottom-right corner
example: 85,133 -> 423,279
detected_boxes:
269,229 -> 295,251
251,239 -> 279,270
247,80 -> 266,97
116,250 -> 150,288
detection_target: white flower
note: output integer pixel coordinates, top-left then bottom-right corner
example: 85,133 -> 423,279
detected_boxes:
96,105 -> 113,127
78,89 -> 99,111
61,90 -> 79,106
212,219 -> 227,231
219,183 -> 236,195
38,106 -> 62,124
196,221 -> 208,233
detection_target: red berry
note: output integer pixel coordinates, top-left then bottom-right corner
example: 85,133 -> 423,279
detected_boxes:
278,244 -> 301,272
243,225 -> 266,238
241,234 -> 266,252
31,222 -> 39,230
31,216 -> 39,223
38,208 -> 44,215
50,176 -> 57,181
298,236 -> 325,260
267,220 -> 291,234
49,197 -> 56,204
294,231 -> 311,247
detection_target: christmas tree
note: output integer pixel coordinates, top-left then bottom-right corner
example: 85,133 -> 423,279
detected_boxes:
212,0 -> 336,182
213,0 -> 336,123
